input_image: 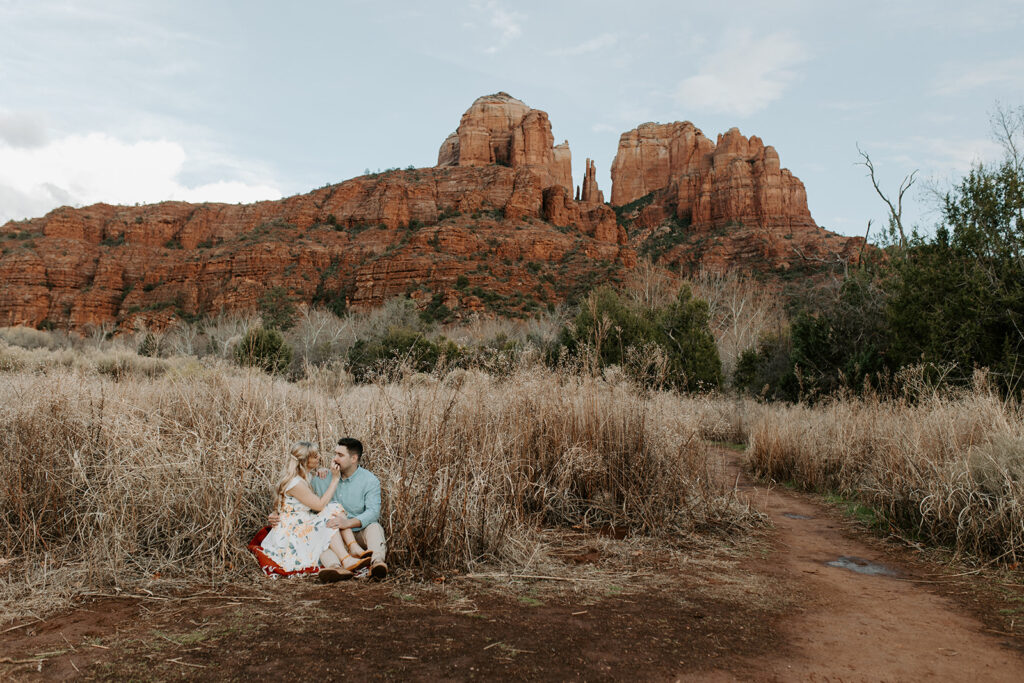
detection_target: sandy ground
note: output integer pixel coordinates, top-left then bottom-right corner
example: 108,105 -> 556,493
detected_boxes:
3,446 -> 1024,681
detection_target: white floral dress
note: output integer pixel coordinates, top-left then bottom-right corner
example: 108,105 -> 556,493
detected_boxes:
260,475 -> 342,572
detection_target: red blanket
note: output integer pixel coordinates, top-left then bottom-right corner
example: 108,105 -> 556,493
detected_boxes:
247,526 -> 320,578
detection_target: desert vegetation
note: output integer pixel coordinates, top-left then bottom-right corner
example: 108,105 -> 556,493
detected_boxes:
739,105 -> 1024,564
0,333 -> 759,619
736,104 -> 1024,401
748,371 -> 1024,561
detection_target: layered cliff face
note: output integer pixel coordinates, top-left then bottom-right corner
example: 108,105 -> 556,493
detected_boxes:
610,122 -> 814,232
0,166 -> 634,331
0,92 -> 864,332
610,121 -> 861,272
437,92 -> 573,195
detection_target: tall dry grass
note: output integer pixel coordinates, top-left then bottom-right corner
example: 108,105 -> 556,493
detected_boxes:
748,379 -> 1024,562
0,356 -> 757,618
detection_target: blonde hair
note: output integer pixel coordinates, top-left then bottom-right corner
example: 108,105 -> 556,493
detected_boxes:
273,441 -> 320,510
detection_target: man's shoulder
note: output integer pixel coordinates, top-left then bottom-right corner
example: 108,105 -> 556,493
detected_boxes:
356,467 -> 380,487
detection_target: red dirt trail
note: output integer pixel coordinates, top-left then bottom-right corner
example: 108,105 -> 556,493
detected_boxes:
713,448 -> 1024,681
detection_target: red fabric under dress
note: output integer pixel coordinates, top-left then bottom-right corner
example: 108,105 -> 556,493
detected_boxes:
247,526 -> 320,578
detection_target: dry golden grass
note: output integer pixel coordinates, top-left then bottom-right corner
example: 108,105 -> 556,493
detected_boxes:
748,381 -> 1024,562
0,347 -> 758,619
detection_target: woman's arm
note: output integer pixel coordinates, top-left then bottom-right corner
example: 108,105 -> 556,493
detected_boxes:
286,473 -> 339,512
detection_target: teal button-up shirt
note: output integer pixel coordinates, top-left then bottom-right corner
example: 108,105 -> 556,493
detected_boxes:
310,466 -> 381,532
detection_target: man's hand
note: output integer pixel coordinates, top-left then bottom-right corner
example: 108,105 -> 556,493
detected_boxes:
267,512 -> 281,527
326,514 -> 359,530
314,468 -> 329,479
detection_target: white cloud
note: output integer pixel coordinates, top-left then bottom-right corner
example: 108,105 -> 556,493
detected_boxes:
932,57 -> 1024,96
0,110 -> 47,148
870,136 -> 1003,174
550,33 -> 618,57
0,132 -> 281,224
471,1 -> 525,54
675,30 -> 806,117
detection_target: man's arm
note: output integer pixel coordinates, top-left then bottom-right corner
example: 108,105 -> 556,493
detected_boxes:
353,477 -> 381,531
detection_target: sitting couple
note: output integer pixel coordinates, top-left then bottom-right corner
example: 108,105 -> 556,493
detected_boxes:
260,437 -> 388,582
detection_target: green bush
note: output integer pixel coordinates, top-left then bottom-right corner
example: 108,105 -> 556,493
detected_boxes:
234,327 -> 293,374
558,285 -> 721,391
137,333 -> 161,358
733,331 -> 797,400
258,286 -> 298,331
347,327 -> 461,382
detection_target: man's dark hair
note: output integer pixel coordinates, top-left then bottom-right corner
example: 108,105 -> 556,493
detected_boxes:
337,437 -> 363,461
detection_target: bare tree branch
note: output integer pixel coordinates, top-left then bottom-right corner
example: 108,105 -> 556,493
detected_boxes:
856,144 -> 918,250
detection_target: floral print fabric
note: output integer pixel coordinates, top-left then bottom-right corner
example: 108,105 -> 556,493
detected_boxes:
260,476 -> 342,572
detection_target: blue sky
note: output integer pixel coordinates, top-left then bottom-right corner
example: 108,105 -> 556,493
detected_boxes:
2,0 -> 1022,237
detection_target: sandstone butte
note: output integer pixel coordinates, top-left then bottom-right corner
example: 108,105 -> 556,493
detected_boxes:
610,121 -> 864,272
0,92 -> 861,332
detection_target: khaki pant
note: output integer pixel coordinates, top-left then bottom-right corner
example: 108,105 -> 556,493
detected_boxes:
320,522 -> 386,567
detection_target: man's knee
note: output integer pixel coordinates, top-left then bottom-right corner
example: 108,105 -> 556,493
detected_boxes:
358,523 -> 387,561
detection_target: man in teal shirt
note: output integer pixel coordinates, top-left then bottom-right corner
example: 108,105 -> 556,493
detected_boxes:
313,437 -> 387,579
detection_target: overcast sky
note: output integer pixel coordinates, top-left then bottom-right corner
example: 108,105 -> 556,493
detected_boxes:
2,0 -> 1022,237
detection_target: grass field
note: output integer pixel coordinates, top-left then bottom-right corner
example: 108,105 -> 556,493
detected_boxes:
0,340 -> 761,621
748,375 -> 1024,562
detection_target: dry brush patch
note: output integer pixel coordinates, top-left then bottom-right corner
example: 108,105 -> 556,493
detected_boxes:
0,362 -> 759,620
748,387 -> 1024,562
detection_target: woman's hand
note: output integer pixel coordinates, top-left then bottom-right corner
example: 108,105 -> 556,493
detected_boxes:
330,460 -> 341,479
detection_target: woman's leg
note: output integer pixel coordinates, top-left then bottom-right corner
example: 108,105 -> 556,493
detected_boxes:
333,509 -> 371,558
328,531 -> 372,571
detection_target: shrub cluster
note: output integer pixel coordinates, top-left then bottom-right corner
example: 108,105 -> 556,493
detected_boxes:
734,114 -> 1024,400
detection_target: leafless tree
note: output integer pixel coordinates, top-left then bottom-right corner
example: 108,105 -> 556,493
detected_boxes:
687,268 -> 786,380
623,257 -> 678,309
857,144 -> 918,250
991,101 -> 1024,173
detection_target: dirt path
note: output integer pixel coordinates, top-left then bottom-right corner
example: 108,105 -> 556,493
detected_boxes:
719,447 -> 1024,681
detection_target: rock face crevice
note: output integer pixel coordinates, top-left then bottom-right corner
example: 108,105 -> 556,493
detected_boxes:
610,122 -> 814,232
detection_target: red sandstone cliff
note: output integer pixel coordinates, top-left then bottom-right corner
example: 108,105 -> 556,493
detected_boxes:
611,122 -> 815,232
610,122 -> 861,272
0,94 -> 863,332
0,166 -> 633,331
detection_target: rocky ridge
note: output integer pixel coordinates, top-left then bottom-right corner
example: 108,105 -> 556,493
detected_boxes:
0,93 -> 861,332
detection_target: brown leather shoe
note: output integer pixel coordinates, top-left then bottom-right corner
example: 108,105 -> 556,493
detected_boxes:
370,561 -> 388,579
318,567 -> 354,583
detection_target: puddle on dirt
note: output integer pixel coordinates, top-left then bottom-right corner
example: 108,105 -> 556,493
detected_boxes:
782,513 -> 814,520
826,556 -> 900,577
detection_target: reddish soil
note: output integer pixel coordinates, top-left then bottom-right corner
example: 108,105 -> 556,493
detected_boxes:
3,447 -> 1024,681
720,448 -> 1024,681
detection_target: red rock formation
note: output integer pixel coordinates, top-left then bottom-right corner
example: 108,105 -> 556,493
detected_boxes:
541,185 -> 625,246
610,122 -> 862,273
437,92 -> 572,195
0,166 -> 634,331
580,158 -> 605,204
610,122 -> 814,233
610,122 -> 714,207
0,95 -> 862,333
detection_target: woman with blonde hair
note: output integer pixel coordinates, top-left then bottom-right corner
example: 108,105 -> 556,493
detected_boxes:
259,441 -> 372,579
